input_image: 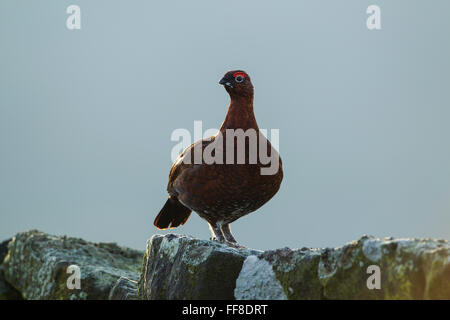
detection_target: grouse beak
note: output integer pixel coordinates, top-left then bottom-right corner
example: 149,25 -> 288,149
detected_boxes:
219,77 -> 233,88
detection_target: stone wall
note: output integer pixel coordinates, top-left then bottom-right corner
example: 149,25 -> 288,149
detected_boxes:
1,230 -> 450,300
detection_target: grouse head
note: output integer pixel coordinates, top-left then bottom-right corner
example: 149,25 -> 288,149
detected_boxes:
219,70 -> 254,99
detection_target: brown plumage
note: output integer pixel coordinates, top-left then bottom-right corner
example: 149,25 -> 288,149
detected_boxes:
154,70 -> 283,246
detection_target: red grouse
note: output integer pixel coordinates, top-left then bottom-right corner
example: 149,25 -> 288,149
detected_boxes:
154,70 -> 283,246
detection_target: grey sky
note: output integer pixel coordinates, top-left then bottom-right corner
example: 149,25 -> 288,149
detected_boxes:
1,0 -> 450,251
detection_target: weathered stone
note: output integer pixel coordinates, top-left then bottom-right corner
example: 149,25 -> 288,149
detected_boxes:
235,236 -> 450,300
236,246 -> 324,299
0,239 -> 22,300
2,230 -> 143,300
137,234 -> 260,299
0,239 -> 10,264
235,255 -> 287,300
2,230 -> 450,300
109,277 -> 138,300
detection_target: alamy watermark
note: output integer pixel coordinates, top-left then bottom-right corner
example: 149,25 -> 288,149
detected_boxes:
66,5 -> 81,30
366,265 -> 381,290
170,121 -> 280,175
367,5 -> 381,30
66,264 -> 81,290
65,5 -> 381,31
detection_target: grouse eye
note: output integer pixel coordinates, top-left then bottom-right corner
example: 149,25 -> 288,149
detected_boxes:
235,75 -> 244,83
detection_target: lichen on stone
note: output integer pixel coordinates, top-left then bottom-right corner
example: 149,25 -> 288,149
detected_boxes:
2,231 -> 450,300
2,230 -> 143,300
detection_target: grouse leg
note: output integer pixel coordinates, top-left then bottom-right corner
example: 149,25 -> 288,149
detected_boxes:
221,223 -> 246,248
221,223 -> 237,243
208,222 -> 225,242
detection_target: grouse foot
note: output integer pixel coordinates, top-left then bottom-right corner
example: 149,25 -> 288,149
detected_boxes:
223,240 -> 246,249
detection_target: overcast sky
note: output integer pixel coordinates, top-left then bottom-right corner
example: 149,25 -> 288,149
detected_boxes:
1,0 -> 450,251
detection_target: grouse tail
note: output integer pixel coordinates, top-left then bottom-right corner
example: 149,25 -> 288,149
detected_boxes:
154,197 -> 192,229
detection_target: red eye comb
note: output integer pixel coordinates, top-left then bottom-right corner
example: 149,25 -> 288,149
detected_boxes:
233,72 -> 246,78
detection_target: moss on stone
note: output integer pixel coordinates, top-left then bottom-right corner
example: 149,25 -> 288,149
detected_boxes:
138,234 -> 254,299
2,230 -> 143,300
3,231 -> 450,300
